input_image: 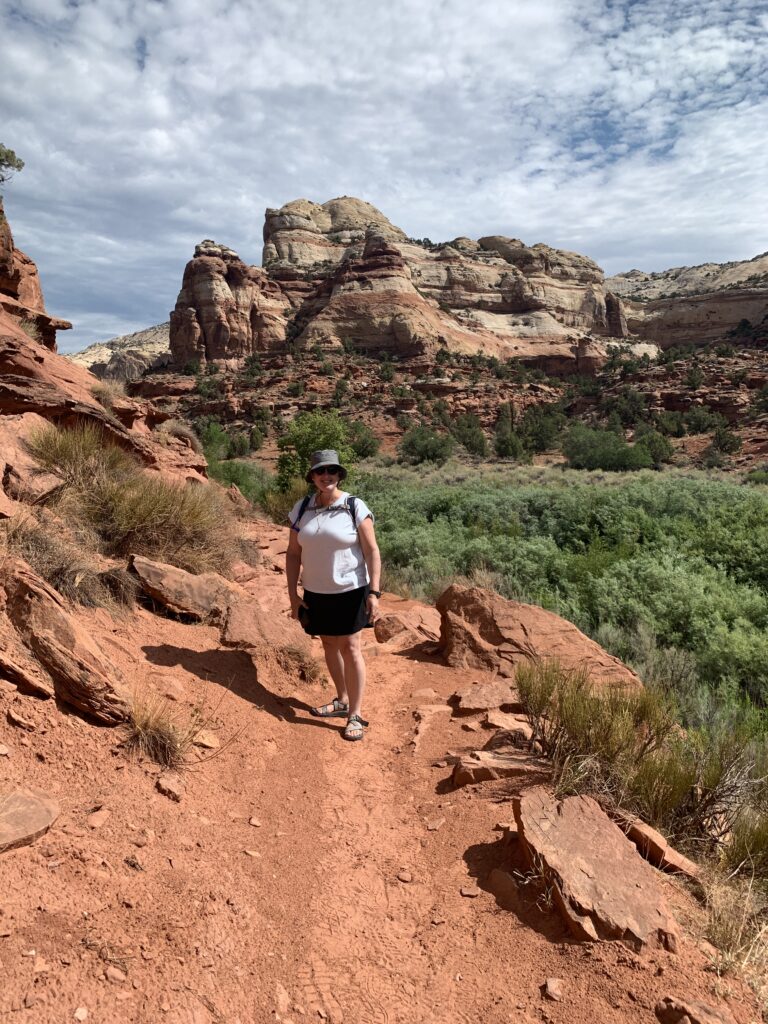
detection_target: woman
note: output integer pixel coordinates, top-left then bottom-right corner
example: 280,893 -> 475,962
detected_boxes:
286,450 -> 382,741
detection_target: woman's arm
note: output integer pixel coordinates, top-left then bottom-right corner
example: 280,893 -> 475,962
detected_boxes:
358,516 -> 382,621
285,529 -> 306,618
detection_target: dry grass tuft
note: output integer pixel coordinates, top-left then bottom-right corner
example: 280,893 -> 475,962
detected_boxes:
156,419 -> 203,453
703,873 -> 768,1011
125,690 -> 206,769
25,422 -> 238,575
18,318 -> 41,342
2,513 -> 132,609
91,380 -> 127,409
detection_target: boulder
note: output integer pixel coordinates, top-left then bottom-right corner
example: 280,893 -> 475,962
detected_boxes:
128,554 -> 236,619
0,787 -> 60,854
513,786 -> 679,952
655,996 -> 736,1024
436,585 -> 641,690
1,559 -> 130,723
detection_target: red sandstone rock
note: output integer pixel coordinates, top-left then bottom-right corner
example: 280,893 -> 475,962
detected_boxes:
0,787 -> 60,854
513,786 -> 679,952
129,554 -> 236,620
608,808 -> 701,883
1,558 -> 131,723
655,996 -> 736,1024
436,584 -> 641,689
451,749 -> 550,789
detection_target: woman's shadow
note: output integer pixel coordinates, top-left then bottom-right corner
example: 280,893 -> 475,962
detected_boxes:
141,644 -> 340,730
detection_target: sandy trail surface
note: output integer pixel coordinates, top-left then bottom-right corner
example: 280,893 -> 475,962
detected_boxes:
0,526 -> 758,1024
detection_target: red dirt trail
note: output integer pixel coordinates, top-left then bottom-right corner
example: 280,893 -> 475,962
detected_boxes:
0,526 -> 759,1024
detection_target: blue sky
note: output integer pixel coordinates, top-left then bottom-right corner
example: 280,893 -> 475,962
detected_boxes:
2,0 -> 766,353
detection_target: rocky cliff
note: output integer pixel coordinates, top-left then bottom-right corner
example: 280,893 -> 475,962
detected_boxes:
68,322 -> 172,381
607,252 -> 768,350
0,196 -> 72,350
169,197 -> 631,373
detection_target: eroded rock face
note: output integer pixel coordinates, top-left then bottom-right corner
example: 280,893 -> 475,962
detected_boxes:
0,558 -> 131,723
0,197 -> 71,349
513,786 -> 679,952
169,196 -> 632,371
169,241 -> 288,366
436,584 -> 641,688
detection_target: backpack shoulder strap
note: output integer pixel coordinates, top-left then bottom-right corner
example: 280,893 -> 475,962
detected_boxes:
290,494 -> 312,531
347,495 -> 358,527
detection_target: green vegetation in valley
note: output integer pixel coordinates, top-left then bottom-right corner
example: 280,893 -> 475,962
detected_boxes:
355,463 -> 768,710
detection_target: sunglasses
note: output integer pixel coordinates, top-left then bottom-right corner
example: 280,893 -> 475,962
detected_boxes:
312,466 -> 341,476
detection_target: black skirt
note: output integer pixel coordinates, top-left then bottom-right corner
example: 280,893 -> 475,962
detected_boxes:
300,586 -> 373,636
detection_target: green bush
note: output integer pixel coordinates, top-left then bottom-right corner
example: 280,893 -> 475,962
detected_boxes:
452,413 -> 487,456
563,424 -> 652,471
684,406 -> 724,434
348,420 -> 380,458
398,426 -> 454,466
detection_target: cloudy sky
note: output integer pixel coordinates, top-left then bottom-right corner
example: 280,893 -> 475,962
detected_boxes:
2,0 -> 766,353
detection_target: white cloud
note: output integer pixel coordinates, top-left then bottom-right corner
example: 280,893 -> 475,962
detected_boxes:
1,0 -> 765,352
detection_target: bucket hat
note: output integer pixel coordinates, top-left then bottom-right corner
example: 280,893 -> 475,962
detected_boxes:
305,449 -> 348,483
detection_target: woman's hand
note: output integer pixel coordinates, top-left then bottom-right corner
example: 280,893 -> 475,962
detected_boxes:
289,593 -> 308,620
366,593 -> 381,624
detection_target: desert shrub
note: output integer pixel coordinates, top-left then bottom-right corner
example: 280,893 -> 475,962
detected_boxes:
332,378 -> 348,403
194,373 -> 225,399
379,359 -> 395,382
249,427 -> 264,451
712,424 -> 743,454
517,660 -> 763,849
286,380 -> 305,397
685,364 -> 705,390
633,423 -> 674,467
261,477 -> 310,525
207,459 -> 271,505
745,466 -> 768,486
724,809 -> 768,876
398,425 -> 454,466
226,433 -> 250,459
563,424 -> 652,471
602,387 -> 650,427
684,406 -> 724,434
156,419 -> 203,453
83,474 -> 234,572
654,410 -> 686,437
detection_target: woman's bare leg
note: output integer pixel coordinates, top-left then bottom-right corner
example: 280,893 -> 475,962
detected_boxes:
320,636 -> 349,706
339,633 -> 366,718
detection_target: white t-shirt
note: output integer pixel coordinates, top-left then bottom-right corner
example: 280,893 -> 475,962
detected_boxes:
289,492 -> 374,594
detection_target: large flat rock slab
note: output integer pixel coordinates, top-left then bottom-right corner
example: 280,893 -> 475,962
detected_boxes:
513,786 -> 679,952
0,787 -> 60,854
451,679 -> 523,713
452,750 -> 550,789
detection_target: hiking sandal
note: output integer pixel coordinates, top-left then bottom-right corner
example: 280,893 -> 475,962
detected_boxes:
342,714 -> 369,741
310,697 -> 349,718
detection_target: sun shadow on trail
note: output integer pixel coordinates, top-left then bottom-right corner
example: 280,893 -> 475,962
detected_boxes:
141,644 -> 340,731
463,834 -> 570,944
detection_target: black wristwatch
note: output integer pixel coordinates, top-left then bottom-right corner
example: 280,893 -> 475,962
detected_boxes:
369,589 -> 382,598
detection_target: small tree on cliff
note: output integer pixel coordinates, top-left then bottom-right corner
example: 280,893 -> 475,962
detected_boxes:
0,144 -> 24,186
